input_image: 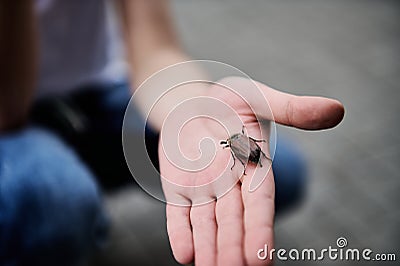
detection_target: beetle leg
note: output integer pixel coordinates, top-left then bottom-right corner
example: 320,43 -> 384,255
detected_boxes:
249,137 -> 266,143
230,151 -> 236,170
260,149 -> 272,162
237,157 -> 247,175
253,142 -> 272,165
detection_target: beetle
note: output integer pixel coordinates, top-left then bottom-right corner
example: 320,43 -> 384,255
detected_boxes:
220,126 -> 271,175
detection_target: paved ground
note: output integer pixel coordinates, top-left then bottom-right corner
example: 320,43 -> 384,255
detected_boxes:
93,1 -> 400,265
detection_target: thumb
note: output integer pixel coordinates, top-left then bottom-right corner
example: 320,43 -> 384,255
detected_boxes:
219,77 -> 345,130
262,90 -> 345,130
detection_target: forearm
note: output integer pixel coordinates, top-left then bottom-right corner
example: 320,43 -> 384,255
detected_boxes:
0,0 -> 37,132
117,0 -> 207,131
118,0 -> 185,84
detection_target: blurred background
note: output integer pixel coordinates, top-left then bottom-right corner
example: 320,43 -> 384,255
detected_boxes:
93,0 -> 400,265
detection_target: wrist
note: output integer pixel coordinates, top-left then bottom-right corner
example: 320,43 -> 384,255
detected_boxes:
132,59 -> 209,132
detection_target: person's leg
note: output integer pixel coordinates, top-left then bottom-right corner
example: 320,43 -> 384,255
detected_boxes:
272,135 -> 307,213
31,83 -> 155,190
0,128 -> 109,266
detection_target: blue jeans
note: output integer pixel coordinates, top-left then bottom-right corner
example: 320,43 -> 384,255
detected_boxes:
0,83 -> 306,265
0,129 -> 109,266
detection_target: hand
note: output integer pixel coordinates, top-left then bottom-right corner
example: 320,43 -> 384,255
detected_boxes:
159,77 -> 344,265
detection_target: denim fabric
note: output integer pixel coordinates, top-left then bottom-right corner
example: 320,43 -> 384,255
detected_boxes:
0,129 -> 109,266
273,135 -> 307,212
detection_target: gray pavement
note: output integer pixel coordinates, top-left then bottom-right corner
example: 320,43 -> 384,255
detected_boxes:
93,1 -> 400,265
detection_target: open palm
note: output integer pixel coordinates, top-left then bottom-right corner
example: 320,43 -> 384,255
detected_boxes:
159,77 -> 344,265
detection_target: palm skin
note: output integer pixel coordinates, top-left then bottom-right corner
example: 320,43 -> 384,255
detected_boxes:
159,77 -> 344,266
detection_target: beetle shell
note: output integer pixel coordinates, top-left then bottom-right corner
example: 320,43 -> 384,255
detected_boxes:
229,134 -> 249,161
220,128 -> 271,175
229,134 -> 263,165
